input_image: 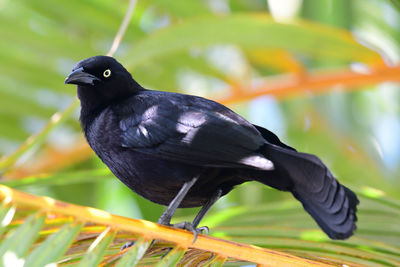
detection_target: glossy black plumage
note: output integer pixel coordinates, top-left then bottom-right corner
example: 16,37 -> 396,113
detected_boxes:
65,56 -> 359,239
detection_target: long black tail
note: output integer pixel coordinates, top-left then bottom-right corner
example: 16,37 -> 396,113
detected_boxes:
266,144 -> 359,239
253,124 -> 359,239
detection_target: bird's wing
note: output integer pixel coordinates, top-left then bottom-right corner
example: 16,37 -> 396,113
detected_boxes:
252,124 -> 296,151
116,91 -> 273,170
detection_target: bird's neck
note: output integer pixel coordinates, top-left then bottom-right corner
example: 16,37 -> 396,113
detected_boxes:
77,88 -> 130,130
77,86 -> 108,124
78,83 -> 138,111
77,80 -> 143,129
79,104 -> 103,134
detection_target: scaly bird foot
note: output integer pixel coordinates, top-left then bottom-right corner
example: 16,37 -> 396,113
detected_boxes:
120,241 -> 135,251
172,222 -> 209,243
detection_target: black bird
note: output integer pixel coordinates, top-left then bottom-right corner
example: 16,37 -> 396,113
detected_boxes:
65,56 -> 358,241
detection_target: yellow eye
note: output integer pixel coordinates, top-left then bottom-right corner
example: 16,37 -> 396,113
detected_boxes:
103,69 -> 111,78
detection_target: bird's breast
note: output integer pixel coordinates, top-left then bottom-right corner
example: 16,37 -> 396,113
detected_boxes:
83,108 -> 243,207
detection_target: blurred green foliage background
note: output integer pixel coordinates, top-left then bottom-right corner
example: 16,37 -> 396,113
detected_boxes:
0,0 -> 400,263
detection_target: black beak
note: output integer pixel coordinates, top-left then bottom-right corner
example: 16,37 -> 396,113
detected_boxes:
65,67 -> 101,85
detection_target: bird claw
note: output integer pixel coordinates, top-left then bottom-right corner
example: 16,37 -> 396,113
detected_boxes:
120,241 -> 135,251
172,222 -> 209,243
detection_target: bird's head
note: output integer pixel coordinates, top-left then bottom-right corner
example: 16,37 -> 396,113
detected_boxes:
65,56 -> 142,113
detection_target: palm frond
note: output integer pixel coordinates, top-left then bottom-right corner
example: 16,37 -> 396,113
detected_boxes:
0,185 -> 334,266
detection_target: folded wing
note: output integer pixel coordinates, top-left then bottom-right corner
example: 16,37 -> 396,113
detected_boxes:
116,92 -> 274,170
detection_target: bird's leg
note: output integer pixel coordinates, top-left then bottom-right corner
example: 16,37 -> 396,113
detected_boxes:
158,175 -> 199,225
122,176 -> 200,251
173,188 -> 222,243
192,189 -> 222,229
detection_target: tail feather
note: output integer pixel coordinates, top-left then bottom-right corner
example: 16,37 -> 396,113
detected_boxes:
266,144 -> 359,239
